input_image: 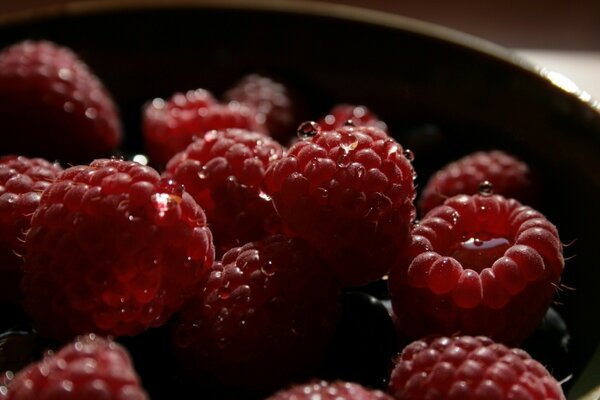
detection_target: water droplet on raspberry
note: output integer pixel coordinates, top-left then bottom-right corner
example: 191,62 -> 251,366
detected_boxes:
343,119 -> 356,127
297,121 -> 320,140
403,148 -> 415,161
63,101 -> 75,113
260,261 -> 275,276
132,154 -> 148,165
85,107 -> 98,119
479,180 -> 494,196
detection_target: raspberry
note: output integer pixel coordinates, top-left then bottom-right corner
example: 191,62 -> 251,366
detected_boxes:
142,88 -> 266,165
267,380 -> 393,400
0,40 -> 122,163
418,150 -> 536,215
1,333 -> 148,400
21,158 -> 214,341
263,122 -> 417,287
223,74 -> 300,142
0,156 -> 62,304
318,104 -> 387,131
163,128 -> 284,255
388,193 -> 564,345
172,234 -> 341,392
388,335 -> 565,400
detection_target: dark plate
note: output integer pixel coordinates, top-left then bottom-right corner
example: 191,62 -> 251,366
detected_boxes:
1,1 -> 599,398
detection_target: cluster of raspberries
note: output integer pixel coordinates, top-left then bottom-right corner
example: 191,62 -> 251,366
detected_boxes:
0,40 -> 567,400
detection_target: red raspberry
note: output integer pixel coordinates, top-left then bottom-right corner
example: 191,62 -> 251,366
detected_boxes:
164,128 -> 284,255
267,380 -> 393,400
21,158 -> 214,341
263,122 -> 417,287
0,40 -> 122,163
388,335 -> 565,400
142,88 -> 266,165
172,234 -> 341,392
318,104 -> 387,131
1,333 -> 148,400
0,156 -> 62,304
388,193 -> 564,345
418,150 -> 536,215
223,73 -> 300,142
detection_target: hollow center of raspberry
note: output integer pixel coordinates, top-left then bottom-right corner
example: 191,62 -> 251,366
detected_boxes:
450,235 -> 511,272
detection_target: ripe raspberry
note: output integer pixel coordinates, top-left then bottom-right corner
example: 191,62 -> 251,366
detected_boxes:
164,128 -> 284,255
318,104 -> 387,131
172,234 -> 341,392
263,122 -> 416,287
21,158 -> 214,341
142,88 -> 266,165
418,150 -> 536,215
267,380 -> 393,400
388,335 -> 565,400
1,333 -> 148,400
0,156 -> 62,304
0,40 -> 122,163
223,73 -> 301,141
388,193 -> 564,345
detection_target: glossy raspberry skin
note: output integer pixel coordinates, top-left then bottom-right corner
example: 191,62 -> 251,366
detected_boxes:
0,334 -> 148,400
21,159 -> 214,341
0,156 -> 62,303
388,335 -> 565,400
389,193 -> 564,345
318,104 -> 387,131
263,124 -> 416,287
223,74 -> 299,141
172,234 -> 341,392
267,380 -> 393,400
0,40 -> 122,163
164,128 -> 284,255
418,150 -> 535,215
142,88 -> 267,165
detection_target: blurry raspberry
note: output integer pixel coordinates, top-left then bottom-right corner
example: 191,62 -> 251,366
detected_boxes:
388,193 -> 564,345
0,40 -> 122,163
164,128 -> 284,255
21,158 -> 214,341
267,380 -> 393,400
172,234 -> 341,392
318,104 -> 387,131
418,150 -> 536,215
142,88 -> 267,166
223,73 -> 301,141
388,335 -> 565,400
1,333 -> 148,400
0,156 -> 62,303
263,122 -> 416,287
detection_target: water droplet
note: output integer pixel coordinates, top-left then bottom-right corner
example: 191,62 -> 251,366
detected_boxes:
63,101 -> 74,113
260,261 -> 275,276
132,154 -> 148,165
479,180 -> 494,196
297,121 -> 320,140
58,68 -> 72,81
343,119 -> 355,127
403,148 -> 415,161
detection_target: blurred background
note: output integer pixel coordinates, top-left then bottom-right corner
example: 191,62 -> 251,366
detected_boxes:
1,0 -> 599,100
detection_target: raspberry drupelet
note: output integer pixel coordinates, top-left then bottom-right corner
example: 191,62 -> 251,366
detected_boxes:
21,158 -> 214,342
388,192 -> 564,346
0,334 -> 149,400
142,88 -> 267,166
163,128 -> 285,255
0,40 -> 122,163
388,335 -> 565,400
263,122 -> 416,287
318,103 -> 387,132
171,234 -> 341,392
0,156 -> 63,304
